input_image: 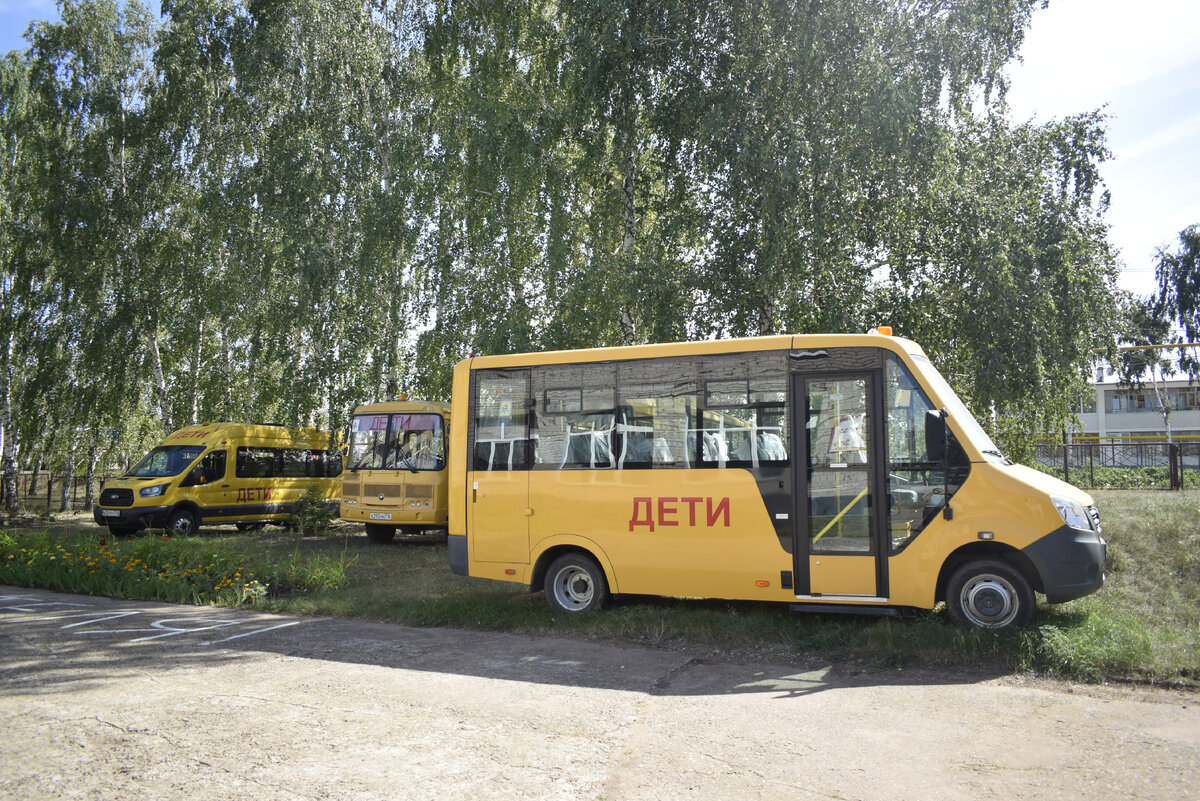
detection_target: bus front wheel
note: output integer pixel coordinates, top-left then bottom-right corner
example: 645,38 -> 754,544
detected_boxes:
166,508 -> 199,538
545,553 -> 608,614
365,524 -> 396,544
946,559 -> 1034,630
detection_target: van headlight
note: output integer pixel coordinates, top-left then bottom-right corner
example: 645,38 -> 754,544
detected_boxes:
140,484 -> 169,498
1052,495 -> 1090,529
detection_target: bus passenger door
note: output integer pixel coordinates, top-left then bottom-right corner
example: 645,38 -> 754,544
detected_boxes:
469,369 -> 532,564
793,373 -> 888,599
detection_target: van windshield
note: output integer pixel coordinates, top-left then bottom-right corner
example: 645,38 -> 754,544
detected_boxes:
127,445 -> 206,478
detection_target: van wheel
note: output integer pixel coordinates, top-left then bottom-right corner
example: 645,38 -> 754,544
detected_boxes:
946,559 -> 1034,630
166,508 -> 199,537
545,553 -> 608,613
365,523 -> 396,544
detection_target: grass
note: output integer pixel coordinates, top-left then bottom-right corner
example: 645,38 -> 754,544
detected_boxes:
1,489 -> 1197,687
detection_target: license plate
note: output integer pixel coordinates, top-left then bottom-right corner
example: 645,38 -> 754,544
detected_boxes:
101,509 -> 121,518
369,512 -> 393,520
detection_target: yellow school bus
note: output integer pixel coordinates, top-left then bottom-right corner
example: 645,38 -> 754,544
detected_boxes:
94,423 -> 342,536
341,400 -> 450,543
447,330 -> 1106,629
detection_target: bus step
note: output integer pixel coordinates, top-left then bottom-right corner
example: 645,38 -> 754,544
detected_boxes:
789,603 -> 900,617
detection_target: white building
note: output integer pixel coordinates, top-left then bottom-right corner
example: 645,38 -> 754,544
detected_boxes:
1073,361 -> 1200,440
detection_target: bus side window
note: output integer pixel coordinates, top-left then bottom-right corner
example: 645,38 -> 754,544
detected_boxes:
182,450 -> 226,487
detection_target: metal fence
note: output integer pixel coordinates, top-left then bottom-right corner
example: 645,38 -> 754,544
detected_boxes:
1034,441 -> 1200,490
0,472 -> 119,512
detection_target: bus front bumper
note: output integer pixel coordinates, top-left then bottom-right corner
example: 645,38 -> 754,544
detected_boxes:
1022,524 -> 1107,604
93,506 -> 171,531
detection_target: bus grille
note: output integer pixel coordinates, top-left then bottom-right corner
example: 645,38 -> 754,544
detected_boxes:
359,483 -> 434,501
99,488 -> 134,507
341,481 -> 360,497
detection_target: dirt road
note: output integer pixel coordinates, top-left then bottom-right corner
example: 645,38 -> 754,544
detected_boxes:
1,586 -> 1196,800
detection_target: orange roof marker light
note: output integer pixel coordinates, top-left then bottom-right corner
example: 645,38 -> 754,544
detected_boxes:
874,326 -> 893,336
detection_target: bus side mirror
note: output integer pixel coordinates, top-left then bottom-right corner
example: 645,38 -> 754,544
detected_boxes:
925,409 -> 947,462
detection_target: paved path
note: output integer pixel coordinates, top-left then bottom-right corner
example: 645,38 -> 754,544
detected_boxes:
1,586 -> 1197,800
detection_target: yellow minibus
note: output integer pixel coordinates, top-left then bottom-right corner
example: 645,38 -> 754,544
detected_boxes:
447,330 -> 1106,629
341,400 -> 450,543
94,423 -> 342,536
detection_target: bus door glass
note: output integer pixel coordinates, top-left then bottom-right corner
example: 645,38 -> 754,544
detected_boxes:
469,369 -> 532,563
793,372 -> 888,598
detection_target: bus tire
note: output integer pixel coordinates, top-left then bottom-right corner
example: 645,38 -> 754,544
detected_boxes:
544,553 -> 608,614
946,559 -> 1034,630
165,508 -> 199,538
365,523 -> 396,544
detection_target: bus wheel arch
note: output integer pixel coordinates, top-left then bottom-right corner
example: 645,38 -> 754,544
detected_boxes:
165,505 -> 201,537
937,543 -> 1039,629
935,542 -> 1042,604
543,552 -> 609,613
530,542 -> 617,594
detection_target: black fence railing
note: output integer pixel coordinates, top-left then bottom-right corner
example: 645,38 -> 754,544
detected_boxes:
1034,441 -> 1200,490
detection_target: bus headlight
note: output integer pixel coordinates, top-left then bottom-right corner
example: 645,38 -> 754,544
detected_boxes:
1052,495 -> 1090,530
140,484 -> 169,498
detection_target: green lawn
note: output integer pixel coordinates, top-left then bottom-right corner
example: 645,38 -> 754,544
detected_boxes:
2,489 -> 1196,686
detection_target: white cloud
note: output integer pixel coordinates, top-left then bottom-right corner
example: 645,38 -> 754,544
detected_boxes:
1007,0 -> 1200,119
1118,112 -> 1200,161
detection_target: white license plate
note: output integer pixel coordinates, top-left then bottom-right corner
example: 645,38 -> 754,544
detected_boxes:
101,509 -> 121,518
369,512 -> 393,520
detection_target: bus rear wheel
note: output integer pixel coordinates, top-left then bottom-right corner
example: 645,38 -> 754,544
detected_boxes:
365,523 -> 396,544
946,559 -> 1034,630
545,553 -> 608,613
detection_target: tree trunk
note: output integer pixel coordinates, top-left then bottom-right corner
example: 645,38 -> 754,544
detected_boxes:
28,455 -> 40,497
60,440 -> 75,513
618,126 -> 639,347
0,338 -> 18,515
146,318 -> 172,434
219,325 -> 234,421
190,318 -> 205,425
84,434 -> 99,512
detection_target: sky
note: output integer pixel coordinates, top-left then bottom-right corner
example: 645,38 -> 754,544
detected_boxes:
1,0 -> 1197,301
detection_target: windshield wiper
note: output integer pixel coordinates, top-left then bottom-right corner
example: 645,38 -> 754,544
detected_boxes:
982,449 -> 1012,465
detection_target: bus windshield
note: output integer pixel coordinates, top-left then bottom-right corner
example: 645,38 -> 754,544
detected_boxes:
127,445 -> 206,478
907,354 -> 1006,462
351,413 -> 446,471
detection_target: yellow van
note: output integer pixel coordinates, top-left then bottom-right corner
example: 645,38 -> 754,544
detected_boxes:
93,423 -> 342,536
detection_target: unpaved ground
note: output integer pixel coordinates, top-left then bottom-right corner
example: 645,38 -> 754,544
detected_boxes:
1,586 -> 1197,801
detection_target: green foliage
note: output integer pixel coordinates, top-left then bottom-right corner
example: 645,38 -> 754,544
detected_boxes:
1,0 -> 1122,480
1155,224 -> 1200,376
283,484 -> 339,535
0,527 -> 351,604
